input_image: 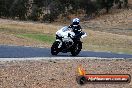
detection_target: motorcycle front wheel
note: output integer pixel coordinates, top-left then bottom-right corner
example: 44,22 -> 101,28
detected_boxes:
51,41 -> 60,55
71,41 -> 82,56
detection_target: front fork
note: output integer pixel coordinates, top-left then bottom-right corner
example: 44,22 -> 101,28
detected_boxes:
56,39 -> 62,48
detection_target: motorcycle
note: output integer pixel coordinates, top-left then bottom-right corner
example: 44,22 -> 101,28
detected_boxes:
51,26 -> 87,56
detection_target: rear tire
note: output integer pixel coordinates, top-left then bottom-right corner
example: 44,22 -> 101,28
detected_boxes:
51,41 -> 60,55
71,41 -> 82,56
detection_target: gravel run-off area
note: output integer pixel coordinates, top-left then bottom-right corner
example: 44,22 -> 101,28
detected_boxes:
0,58 -> 132,88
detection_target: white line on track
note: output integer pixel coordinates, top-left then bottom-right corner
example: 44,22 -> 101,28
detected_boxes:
0,57 -> 127,61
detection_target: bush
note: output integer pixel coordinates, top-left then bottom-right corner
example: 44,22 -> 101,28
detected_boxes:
9,0 -> 28,20
28,4 -> 40,21
43,14 -> 56,22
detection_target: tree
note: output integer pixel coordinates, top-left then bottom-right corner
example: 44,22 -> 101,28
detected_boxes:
29,4 -> 40,21
0,0 -> 15,17
43,0 -> 65,21
96,0 -> 114,13
9,0 -> 28,20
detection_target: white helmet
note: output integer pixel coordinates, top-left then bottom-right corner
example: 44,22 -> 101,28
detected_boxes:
72,18 -> 80,25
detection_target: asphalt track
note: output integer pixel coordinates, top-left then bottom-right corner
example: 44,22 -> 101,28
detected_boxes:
0,45 -> 132,59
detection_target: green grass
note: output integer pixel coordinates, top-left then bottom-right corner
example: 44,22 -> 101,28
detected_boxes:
16,34 -> 55,43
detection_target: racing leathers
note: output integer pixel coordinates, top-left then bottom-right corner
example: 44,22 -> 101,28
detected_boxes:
68,24 -> 82,39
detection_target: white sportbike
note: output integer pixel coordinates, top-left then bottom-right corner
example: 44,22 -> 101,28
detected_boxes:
51,26 -> 87,56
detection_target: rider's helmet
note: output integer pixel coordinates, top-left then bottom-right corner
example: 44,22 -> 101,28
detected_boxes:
72,18 -> 80,25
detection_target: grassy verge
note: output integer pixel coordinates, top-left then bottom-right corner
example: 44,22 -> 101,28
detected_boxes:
82,30 -> 132,54
16,34 -> 55,43
0,20 -> 132,54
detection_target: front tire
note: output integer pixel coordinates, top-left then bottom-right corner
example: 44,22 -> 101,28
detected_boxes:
71,41 -> 82,56
51,41 -> 60,55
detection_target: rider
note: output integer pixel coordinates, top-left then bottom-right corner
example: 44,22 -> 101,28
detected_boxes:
68,18 -> 82,39
56,18 -> 83,40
